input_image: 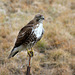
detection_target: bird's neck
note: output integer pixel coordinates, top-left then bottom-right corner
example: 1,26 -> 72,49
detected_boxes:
34,23 -> 43,29
27,19 -> 43,27
33,18 -> 43,24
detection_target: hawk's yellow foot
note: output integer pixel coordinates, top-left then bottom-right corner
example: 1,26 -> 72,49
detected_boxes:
31,48 -> 34,56
27,49 -> 34,57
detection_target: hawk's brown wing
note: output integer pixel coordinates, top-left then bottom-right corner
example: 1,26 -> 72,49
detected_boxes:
14,25 -> 32,48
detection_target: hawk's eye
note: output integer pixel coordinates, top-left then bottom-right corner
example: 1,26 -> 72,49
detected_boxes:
39,15 -> 41,18
36,18 -> 40,22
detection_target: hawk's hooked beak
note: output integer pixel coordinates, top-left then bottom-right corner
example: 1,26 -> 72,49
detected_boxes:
41,16 -> 45,20
42,18 -> 45,20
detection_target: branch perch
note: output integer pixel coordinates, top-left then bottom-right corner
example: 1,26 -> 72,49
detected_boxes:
26,51 -> 33,75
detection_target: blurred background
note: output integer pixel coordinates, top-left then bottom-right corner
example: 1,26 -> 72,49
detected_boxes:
0,0 -> 75,75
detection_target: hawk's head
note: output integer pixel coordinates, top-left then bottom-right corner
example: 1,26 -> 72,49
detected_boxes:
34,14 -> 44,23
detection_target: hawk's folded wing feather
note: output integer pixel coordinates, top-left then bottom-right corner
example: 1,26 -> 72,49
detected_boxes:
14,26 -> 32,48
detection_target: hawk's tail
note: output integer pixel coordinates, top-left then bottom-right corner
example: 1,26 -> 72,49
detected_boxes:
8,48 -> 19,59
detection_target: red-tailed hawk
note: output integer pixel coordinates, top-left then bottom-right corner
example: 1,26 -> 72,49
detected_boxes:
8,14 -> 45,58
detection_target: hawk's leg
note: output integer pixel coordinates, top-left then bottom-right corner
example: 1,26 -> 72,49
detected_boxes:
27,48 -> 34,57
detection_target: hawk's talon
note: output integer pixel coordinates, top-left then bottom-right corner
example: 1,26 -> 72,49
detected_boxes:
27,50 -> 34,57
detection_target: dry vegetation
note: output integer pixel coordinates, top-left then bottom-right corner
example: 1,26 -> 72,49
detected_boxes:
0,0 -> 75,75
